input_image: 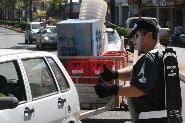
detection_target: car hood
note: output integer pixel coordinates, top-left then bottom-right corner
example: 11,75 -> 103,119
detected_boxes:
32,29 -> 40,33
43,33 -> 57,37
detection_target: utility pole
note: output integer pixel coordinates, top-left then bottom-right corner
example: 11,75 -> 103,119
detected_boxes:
110,0 -> 115,24
138,0 -> 142,20
30,0 -> 33,22
69,0 -> 73,19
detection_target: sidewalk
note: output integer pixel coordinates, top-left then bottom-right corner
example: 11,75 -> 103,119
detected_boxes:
0,25 -> 25,33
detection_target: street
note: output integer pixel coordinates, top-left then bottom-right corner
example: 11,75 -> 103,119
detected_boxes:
0,26 -> 185,123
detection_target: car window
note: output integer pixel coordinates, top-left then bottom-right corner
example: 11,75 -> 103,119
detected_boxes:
151,19 -> 158,25
129,19 -> 138,28
47,57 -> 69,92
31,24 -> 41,29
0,61 -> 26,102
43,27 -> 56,33
107,31 -> 120,44
22,58 -> 58,99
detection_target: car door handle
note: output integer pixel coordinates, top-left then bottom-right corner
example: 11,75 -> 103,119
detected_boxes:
58,98 -> 66,104
24,107 -> 34,114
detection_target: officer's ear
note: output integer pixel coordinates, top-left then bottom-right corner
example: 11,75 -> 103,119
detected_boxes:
147,32 -> 153,40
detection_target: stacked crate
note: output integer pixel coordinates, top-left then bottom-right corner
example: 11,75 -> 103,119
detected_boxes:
57,19 -> 103,83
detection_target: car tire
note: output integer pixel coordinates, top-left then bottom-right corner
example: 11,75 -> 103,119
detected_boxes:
25,37 -> 28,44
40,41 -> 44,50
41,45 -> 44,50
36,44 -> 39,48
29,37 -> 32,44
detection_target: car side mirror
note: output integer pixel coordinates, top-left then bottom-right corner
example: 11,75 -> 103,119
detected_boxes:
0,97 -> 18,110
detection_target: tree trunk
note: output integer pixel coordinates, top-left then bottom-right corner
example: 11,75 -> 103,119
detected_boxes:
110,0 -> 115,24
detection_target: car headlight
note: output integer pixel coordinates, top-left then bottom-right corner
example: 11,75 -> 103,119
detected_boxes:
44,37 -> 49,40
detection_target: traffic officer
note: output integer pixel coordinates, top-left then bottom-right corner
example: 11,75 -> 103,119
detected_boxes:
94,19 -> 183,123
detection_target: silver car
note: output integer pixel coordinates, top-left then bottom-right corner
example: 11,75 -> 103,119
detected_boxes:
25,22 -> 42,44
36,26 -> 57,49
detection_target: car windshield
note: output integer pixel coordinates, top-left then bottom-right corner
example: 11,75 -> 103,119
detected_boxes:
32,24 -> 41,29
107,31 -> 120,44
43,27 -> 56,33
129,19 -> 138,28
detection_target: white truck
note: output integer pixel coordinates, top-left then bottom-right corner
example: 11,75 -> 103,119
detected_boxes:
124,17 -> 172,51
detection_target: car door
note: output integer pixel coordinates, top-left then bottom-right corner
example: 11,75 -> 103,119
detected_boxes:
0,55 -> 34,123
21,56 -> 66,123
36,29 -> 42,44
25,24 -> 31,40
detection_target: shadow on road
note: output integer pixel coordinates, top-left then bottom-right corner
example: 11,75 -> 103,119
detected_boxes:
81,119 -> 132,123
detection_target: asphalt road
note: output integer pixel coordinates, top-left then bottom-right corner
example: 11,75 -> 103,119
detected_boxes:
0,26 -> 185,123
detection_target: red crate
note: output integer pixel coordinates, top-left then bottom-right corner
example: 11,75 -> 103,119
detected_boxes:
89,60 -> 114,84
103,51 -> 128,69
67,60 -> 89,83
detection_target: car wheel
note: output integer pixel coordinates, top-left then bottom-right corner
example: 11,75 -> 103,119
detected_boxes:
40,41 -> 44,50
36,43 -> 39,48
25,36 -> 28,44
41,45 -> 44,50
29,37 -> 32,44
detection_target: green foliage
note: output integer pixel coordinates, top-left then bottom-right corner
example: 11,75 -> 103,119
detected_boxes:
115,26 -> 131,37
48,20 -> 62,26
34,10 -> 46,19
19,21 -> 28,30
0,20 -> 27,30
14,24 -> 19,28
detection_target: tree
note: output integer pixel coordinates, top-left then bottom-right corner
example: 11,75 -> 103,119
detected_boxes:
16,0 -> 24,22
34,10 -> 46,20
42,0 -> 65,19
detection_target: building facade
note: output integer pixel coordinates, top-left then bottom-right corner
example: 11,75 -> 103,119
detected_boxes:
115,0 -> 185,33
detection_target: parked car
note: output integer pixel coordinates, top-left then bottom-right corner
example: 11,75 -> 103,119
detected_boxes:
0,49 -> 81,123
25,22 -> 42,44
179,32 -> 185,46
106,28 -> 124,51
36,26 -> 57,49
104,22 -> 125,52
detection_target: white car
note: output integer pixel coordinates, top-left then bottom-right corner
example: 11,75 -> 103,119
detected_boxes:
0,50 -> 81,123
36,26 -> 57,49
25,22 -> 42,44
106,28 -> 125,51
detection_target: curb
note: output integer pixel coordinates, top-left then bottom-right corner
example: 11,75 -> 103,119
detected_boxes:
0,25 -> 25,33
180,73 -> 185,83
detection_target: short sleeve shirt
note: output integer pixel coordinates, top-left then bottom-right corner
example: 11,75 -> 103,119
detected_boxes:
130,46 -> 165,113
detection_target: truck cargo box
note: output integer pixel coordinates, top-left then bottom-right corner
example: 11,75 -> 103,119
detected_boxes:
57,19 -> 103,56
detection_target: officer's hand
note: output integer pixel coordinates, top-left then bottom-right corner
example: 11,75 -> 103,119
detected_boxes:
100,64 -> 119,82
94,77 -> 118,98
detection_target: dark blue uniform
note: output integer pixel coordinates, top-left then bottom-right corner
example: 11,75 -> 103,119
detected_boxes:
130,46 -> 183,123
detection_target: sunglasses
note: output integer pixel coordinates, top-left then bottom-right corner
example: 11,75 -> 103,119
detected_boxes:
131,34 -> 139,40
